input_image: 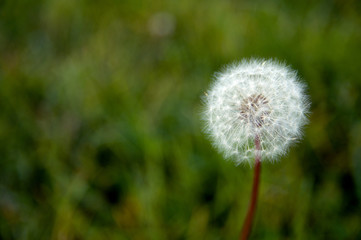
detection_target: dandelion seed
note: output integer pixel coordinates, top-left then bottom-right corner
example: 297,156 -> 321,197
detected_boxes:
202,59 -> 310,165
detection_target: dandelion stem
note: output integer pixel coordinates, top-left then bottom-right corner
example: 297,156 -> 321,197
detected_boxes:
240,134 -> 261,240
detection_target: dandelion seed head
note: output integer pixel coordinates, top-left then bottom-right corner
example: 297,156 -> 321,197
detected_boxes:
202,59 -> 310,165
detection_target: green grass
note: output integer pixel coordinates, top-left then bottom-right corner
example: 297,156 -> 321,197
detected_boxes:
1,0 -> 361,239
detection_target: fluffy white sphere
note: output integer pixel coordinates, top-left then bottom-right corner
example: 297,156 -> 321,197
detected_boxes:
203,59 -> 310,165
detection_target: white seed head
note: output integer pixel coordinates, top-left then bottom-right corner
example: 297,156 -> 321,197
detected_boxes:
202,59 -> 310,165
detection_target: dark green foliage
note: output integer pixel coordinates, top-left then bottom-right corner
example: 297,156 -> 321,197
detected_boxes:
1,0 -> 361,239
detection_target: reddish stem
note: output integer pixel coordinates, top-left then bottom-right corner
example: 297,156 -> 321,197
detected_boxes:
239,135 -> 261,240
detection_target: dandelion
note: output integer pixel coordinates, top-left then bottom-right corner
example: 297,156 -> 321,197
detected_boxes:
202,59 -> 310,240
203,59 -> 309,165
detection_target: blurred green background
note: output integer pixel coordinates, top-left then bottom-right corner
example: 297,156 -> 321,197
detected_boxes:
1,0 -> 361,239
